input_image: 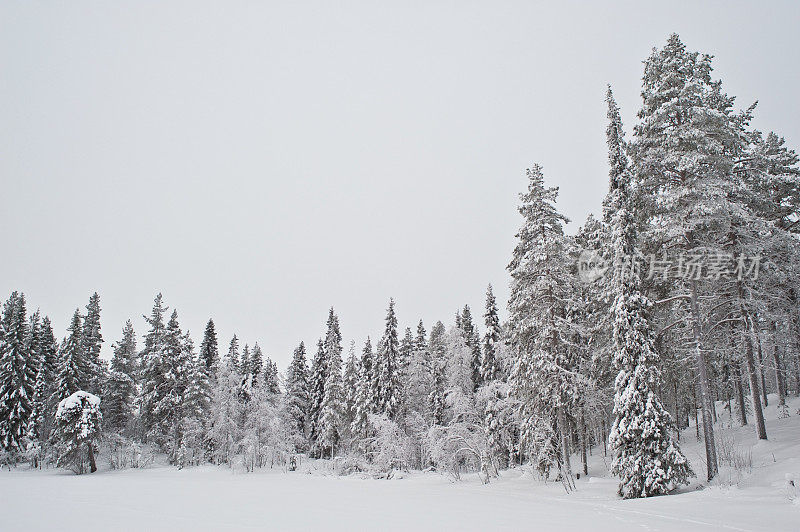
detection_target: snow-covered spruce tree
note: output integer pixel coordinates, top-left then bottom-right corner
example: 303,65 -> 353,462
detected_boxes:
250,343 -> 264,389
104,370 -> 134,434
481,285 -> 501,383
507,164 -> 579,489
0,292 -> 35,455
141,306 -> 195,460
405,321 -> 433,423
177,345 -> 212,468
24,311 -> 44,461
308,338 -> 326,448
138,294 -> 168,438
400,327 -> 414,376
342,342 -> 360,446
459,305 -> 483,391
604,86 -> 693,498
103,320 -> 138,433
226,334 -> 240,372
38,317 -> 59,386
240,344 -> 252,390
29,316 -> 60,448
285,341 -> 310,446
397,326 -> 416,420
81,292 -> 103,394
26,310 -> 42,373
28,363 -> 48,466
183,337 -> 212,420
112,320 -> 137,380
361,336 -> 379,412
264,359 -> 280,395
323,308 -> 342,379
350,339 -> 373,442
54,310 -> 85,402
199,318 -> 219,377
53,391 -> 102,474
428,321 -> 448,425
318,327 -> 344,458
376,299 -> 401,419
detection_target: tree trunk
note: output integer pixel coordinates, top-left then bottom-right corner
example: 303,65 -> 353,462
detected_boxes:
601,418 -> 607,457
755,324 -> 768,407
693,389 -> 700,441
743,314 -> 768,440
690,280 -> 718,481
557,406 -> 574,487
772,323 -> 786,406
673,380 -> 680,441
579,413 -> 588,476
732,360 -> 748,426
87,442 -> 97,473
796,349 -> 800,397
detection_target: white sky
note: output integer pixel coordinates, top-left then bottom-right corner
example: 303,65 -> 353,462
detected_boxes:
2,1 -> 799,369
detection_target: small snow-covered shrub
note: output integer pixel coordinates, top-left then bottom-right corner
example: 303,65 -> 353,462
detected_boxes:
717,431 -> 752,474
362,414 -> 415,476
427,391 -> 494,483
23,438 -> 44,469
105,432 -> 151,470
52,391 -> 102,474
715,430 -> 753,486
0,448 -> 17,470
176,417 -> 207,469
333,454 -> 368,476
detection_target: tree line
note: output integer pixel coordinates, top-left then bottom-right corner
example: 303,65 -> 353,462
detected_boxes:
1,34 -> 799,498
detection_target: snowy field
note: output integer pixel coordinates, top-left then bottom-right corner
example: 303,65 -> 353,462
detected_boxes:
1,396 -> 798,532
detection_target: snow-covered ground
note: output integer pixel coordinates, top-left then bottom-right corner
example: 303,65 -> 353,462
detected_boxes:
1,396 -> 798,531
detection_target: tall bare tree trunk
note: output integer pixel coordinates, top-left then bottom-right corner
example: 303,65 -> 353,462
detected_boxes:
601,418 -> 607,457
579,413 -> 588,476
772,322 -> 786,406
557,406 -> 574,489
694,390 -> 700,441
755,326 -> 768,407
732,360 -> 748,426
743,314 -> 768,440
729,323 -> 748,426
689,280 -> 718,481
673,380 -> 681,441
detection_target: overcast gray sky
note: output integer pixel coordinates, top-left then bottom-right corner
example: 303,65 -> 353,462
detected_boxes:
2,1 -> 799,368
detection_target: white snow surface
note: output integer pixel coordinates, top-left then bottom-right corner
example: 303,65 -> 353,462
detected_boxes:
2,395 -> 798,531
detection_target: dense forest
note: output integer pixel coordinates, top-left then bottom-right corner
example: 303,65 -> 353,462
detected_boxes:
2,34 -> 799,499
